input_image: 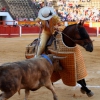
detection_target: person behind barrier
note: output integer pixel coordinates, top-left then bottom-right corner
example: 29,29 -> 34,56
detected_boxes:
35,6 -> 65,56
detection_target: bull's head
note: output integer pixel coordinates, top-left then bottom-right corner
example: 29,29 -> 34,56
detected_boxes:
48,54 -> 67,72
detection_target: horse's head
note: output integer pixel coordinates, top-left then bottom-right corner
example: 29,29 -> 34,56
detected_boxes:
74,20 -> 93,52
62,20 -> 93,52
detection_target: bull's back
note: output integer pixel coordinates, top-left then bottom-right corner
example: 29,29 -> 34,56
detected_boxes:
0,58 -> 53,90
19,58 -> 52,87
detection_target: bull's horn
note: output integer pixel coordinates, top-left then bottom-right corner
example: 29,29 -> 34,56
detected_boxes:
53,56 -> 67,59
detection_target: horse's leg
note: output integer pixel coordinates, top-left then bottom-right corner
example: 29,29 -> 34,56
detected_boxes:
77,79 -> 94,97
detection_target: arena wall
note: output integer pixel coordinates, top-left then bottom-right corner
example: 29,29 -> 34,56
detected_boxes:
0,21 -> 100,37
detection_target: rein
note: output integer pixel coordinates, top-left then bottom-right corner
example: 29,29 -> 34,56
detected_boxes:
59,24 -> 86,43
61,31 -> 75,42
58,24 -> 92,49
58,24 -> 79,43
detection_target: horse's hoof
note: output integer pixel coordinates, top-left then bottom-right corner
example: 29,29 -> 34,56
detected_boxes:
80,88 -> 86,94
87,91 -> 94,97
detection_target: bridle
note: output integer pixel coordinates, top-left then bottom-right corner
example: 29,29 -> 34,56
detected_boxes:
59,24 -> 92,48
60,24 -> 80,42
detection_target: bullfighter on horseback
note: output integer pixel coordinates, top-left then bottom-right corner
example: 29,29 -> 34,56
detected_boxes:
35,6 -> 64,56
34,6 -> 94,97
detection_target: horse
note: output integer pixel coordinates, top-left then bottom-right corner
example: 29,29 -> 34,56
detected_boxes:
58,20 -> 93,97
61,20 -> 93,52
25,20 -> 94,97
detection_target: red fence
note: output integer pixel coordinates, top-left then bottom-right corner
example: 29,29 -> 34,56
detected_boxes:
0,26 -> 20,37
22,26 -> 40,34
0,22 -> 100,37
84,23 -> 97,36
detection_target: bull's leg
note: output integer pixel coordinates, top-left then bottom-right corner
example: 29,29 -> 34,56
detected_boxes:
45,80 -> 58,100
24,89 -> 30,100
77,79 -> 94,97
0,93 -> 6,100
0,91 -> 16,100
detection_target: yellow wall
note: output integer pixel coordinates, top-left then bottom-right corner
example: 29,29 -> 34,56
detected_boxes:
18,21 -> 36,25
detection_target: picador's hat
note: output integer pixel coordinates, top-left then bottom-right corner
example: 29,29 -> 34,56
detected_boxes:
38,6 -> 56,20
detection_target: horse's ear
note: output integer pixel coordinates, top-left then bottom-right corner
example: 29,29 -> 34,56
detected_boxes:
78,20 -> 84,26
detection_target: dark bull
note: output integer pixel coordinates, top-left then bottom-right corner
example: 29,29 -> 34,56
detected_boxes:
0,54 -> 65,100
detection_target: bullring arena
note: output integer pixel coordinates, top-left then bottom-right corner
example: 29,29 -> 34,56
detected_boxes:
0,34 -> 100,100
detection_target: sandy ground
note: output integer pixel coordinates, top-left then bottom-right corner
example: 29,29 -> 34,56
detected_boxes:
0,35 -> 100,100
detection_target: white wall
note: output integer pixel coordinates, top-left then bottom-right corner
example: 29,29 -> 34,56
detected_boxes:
0,12 -> 13,25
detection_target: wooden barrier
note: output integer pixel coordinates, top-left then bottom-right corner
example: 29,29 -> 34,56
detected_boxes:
84,22 -> 97,36
0,21 -> 100,37
90,22 -> 100,36
22,26 -> 40,34
0,26 -> 20,37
